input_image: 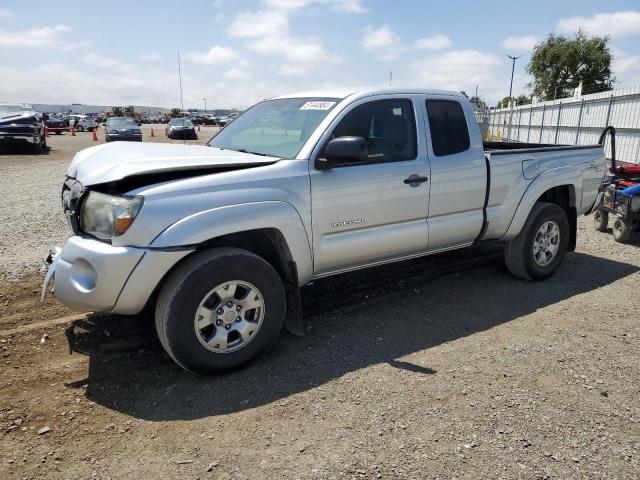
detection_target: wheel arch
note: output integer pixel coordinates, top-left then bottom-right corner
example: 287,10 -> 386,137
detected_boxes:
535,185 -> 578,251
143,202 -> 312,335
503,167 -> 581,247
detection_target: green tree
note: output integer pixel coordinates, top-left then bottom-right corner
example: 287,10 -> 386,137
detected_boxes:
469,95 -> 487,110
496,94 -> 532,109
527,31 -> 613,100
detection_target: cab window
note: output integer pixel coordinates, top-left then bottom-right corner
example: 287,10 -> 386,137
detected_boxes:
331,99 -> 417,162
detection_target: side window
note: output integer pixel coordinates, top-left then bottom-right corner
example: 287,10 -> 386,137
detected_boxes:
425,100 -> 470,157
331,99 -> 417,162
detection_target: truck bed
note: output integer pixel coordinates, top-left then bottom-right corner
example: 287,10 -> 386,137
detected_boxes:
483,141 -> 601,155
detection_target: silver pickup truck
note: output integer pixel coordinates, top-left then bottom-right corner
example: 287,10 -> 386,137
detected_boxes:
44,89 -> 606,374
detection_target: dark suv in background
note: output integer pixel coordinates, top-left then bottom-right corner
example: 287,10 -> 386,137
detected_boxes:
105,117 -> 143,142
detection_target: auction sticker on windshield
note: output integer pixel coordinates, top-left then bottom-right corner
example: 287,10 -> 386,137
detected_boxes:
300,101 -> 336,110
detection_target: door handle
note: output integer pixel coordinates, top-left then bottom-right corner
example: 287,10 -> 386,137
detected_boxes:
403,174 -> 429,186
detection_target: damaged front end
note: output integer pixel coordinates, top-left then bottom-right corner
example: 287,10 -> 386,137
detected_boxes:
0,108 -> 44,150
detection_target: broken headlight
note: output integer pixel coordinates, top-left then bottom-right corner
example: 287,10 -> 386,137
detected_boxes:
79,191 -> 143,240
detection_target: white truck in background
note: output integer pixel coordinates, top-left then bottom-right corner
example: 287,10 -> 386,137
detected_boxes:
44,88 -> 606,375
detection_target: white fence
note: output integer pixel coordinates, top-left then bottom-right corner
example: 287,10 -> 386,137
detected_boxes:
487,86 -> 640,164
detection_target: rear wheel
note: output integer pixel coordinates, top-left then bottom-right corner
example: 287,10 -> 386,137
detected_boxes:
593,209 -> 609,232
76,125 -> 84,132
612,218 -> 632,243
156,247 -> 286,375
504,202 -> 569,281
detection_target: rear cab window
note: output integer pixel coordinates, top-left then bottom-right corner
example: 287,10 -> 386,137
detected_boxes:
425,99 -> 470,157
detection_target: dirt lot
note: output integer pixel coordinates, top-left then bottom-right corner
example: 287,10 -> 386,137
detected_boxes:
1,131 -> 639,479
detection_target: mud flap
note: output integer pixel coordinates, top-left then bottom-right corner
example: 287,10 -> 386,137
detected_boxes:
283,260 -> 308,335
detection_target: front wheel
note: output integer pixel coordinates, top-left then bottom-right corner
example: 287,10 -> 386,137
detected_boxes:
504,202 -> 569,281
76,125 -> 84,132
32,134 -> 46,154
155,247 -> 286,375
593,209 -> 609,232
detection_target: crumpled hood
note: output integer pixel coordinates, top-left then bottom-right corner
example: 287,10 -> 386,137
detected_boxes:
67,141 -> 280,186
0,110 -> 40,124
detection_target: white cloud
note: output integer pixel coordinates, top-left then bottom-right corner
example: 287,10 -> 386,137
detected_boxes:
613,49 -> 640,87
557,11 -> 640,37
500,34 -> 539,51
414,34 -> 451,50
185,45 -> 240,65
0,24 -> 76,49
249,35 -> 340,74
362,25 -> 400,61
140,52 -> 162,62
328,0 -> 367,14
228,10 -> 289,38
82,53 -> 123,68
0,8 -> 12,19
411,49 -> 501,93
263,0 -> 366,13
224,67 -> 249,80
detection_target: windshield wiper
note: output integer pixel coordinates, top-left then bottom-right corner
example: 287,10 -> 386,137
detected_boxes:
235,148 -> 270,157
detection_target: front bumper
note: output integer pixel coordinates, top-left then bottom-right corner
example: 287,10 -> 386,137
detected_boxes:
0,133 -> 40,145
43,236 -> 191,314
169,129 -> 197,139
106,133 -> 143,142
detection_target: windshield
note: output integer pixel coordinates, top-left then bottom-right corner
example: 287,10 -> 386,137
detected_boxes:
170,118 -> 193,127
108,117 -> 137,127
0,104 -> 33,114
208,97 -> 339,159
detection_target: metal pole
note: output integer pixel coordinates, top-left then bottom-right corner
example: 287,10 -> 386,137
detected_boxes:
507,55 -> 521,101
604,94 -> 614,127
575,99 -> 584,145
554,102 -> 562,144
203,98 -> 207,113
526,105 -> 533,142
517,107 -> 523,141
539,104 -> 546,143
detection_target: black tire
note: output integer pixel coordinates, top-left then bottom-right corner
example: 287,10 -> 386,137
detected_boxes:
32,134 -> 46,154
55,131 -> 62,135
76,125 -> 84,132
593,209 -> 609,232
504,202 -> 570,281
612,218 -> 632,243
155,247 -> 286,375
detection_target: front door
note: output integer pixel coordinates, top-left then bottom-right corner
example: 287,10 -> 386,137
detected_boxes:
310,96 -> 430,275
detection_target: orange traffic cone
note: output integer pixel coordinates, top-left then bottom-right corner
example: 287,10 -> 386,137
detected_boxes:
150,128 -> 155,137
45,126 -> 49,137
71,127 -> 76,136
92,128 -> 98,141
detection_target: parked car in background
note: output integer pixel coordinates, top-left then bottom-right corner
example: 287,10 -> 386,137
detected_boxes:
167,118 -> 197,139
189,115 -> 216,126
43,114 -> 69,134
44,88 -> 607,375
68,115 -> 98,132
105,117 -> 143,143
0,103 -> 46,153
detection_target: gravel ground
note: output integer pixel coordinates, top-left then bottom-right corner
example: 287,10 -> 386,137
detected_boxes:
0,134 -> 639,479
0,125 -> 214,278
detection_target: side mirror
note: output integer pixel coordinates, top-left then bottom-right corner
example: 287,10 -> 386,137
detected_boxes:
318,136 -> 368,169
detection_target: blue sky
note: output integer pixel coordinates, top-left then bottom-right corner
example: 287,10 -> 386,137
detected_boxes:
0,0 -> 639,108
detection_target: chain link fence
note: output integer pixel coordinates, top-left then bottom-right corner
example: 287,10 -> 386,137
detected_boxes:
487,86 -> 640,164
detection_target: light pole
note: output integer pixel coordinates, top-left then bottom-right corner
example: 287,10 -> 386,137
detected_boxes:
507,54 -> 522,103
203,98 -> 207,113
